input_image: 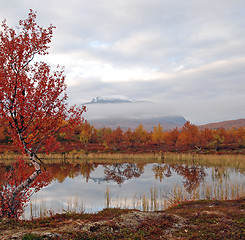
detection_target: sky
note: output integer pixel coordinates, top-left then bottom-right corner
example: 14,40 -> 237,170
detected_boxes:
1,0 -> 245,124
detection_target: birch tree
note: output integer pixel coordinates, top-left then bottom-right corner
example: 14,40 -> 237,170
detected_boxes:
0,10 -> 85,217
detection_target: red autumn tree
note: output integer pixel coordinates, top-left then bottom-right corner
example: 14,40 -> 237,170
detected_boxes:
164,128 -> 179,150
176,121 -> 200,151
104,127 -> 124,151
0,10 -> 85,217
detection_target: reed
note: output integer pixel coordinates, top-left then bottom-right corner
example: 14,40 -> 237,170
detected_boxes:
105,186 -> 111,208
162,152 -> 245,170
25,199 -> 49,219
1,151 -> 244,170
1,152 -> 244,170
25,196 -> 84,219
38,151 -> 163,162
150,185 -> 158,211
105,180 -> 245,212
65,196 -> 80,214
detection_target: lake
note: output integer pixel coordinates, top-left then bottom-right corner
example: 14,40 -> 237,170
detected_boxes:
12,158 -> 243,219
0,155 -> 244,219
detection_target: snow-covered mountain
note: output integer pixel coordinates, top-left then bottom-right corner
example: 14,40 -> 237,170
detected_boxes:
82,95 -> 187,130
86,95 -> 135,104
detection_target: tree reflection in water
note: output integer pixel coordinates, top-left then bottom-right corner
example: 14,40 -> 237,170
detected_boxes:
42,162 -> 99,183
1,161 -> 208,197
104,163 -> 145,185
75,162 -> 99,182
152,163 -> 206,192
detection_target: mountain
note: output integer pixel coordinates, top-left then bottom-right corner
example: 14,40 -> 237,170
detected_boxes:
88,116 -> 187,131
83,96 -> 186,131
199,118 -> 245,130
84,95 -> 136,104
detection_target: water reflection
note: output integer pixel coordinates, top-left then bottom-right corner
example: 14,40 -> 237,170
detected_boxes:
104,163 -> 144,185
152,164 -> 206,192
43,162 -> 99,183
0,160 -> 244,219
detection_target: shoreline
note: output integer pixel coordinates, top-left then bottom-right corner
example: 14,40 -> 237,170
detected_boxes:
0,198 -> 244,239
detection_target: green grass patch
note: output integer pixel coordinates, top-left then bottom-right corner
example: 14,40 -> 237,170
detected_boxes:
22,234 -> 43,240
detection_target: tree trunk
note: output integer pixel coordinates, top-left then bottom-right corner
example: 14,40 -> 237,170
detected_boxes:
12,133 -> 42,195
7,153 -> 42,218
12,154 -> 41,195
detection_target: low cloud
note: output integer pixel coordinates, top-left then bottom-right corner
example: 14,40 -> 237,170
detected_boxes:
83,102 -> 179,121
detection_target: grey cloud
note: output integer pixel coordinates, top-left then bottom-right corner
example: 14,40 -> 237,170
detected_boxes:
1,0 -> 245,124
2,0 -> 244,69
68,57 -> 245,103
68,56 -> 245,123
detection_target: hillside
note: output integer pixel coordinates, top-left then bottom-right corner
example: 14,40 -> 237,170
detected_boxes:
199,118 -> 245,130
88,116 -> 186,131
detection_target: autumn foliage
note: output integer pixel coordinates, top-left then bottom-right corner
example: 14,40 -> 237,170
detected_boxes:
0,10 -> 84,156
1,120 -> 245,155
3,120 -> 240,154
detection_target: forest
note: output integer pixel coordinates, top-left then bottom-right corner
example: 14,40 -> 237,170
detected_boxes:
0,120 -> 245,154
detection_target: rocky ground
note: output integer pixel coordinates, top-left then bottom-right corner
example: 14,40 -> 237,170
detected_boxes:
0,198 -> 244,239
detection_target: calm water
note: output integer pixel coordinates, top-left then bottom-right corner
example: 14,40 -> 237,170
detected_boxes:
20,161 -> 244,219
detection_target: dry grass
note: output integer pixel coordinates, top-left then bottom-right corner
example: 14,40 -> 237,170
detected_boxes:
164,152 -> 245,170
0,152 -> 163,164
1,151 -> 245,167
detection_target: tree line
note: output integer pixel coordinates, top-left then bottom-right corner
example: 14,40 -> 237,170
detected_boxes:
62,121 -> 245,153
1,120 -> 245,154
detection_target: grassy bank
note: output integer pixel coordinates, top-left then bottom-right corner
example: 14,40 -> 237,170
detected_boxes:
1,152 -> 245,167
0,198 -> 244,239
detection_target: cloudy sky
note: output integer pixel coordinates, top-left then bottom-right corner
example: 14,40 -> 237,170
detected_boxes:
1,0 -> 245,124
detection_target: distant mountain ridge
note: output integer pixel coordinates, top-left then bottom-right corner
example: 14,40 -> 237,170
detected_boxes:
88,116 -> 187,131
83,95 -> 187,131
199,118 -> 245,130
